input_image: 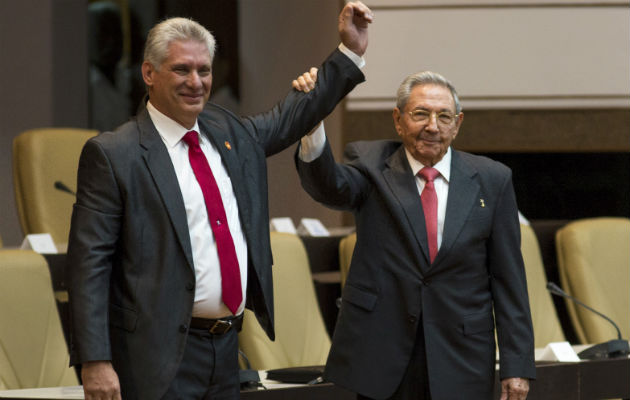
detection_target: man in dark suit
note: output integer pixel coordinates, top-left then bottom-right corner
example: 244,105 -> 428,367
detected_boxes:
294,71 -> 535,399
67,3 -> 372,399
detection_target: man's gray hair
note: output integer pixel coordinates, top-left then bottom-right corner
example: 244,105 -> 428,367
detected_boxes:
144,17 -> 216,69
396,71 -> 462,114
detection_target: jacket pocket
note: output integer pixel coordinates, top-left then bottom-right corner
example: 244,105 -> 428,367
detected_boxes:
342,284 -> 378,311
462,312 -> 494,335
109,303 -> 138,332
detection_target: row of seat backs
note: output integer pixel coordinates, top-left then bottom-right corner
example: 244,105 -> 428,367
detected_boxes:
339,218 -> 630,347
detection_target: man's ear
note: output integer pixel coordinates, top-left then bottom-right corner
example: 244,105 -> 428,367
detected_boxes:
392,108 -> 403,137
141,61 -> 154,87
453,112 -> 464,139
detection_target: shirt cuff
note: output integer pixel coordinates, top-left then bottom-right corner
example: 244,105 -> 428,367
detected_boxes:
299,122 -> 326,162
338,43 -> 365,69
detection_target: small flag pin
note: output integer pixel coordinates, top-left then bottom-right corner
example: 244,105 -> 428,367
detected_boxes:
225,141 -> 232,150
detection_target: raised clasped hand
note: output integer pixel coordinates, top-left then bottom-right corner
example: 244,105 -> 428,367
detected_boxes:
292,67 -> 318,93
338,1 -> 374,57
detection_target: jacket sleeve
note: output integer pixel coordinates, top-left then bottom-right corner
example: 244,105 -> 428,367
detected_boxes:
67,138 -> 123,365
242,48 -> 365,157
489,170 -> 536,380
295,139 -> 370,211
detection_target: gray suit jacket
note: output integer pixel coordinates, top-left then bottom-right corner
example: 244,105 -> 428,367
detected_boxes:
296,139 -> 535,399
67,49 -> 364,400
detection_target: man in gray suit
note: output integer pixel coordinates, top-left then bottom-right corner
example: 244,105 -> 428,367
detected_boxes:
294,70 -> 535,399
67,3 -> 372,399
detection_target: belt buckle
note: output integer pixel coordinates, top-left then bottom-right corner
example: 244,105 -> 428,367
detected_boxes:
209,319 -> 232,334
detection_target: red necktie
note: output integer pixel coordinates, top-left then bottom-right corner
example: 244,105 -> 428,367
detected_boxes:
419,167 -> 440,263
182,130 -> 242,315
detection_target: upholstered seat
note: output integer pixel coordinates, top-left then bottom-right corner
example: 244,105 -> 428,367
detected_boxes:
338,232 -> 356,288
0,249 -> 78,389
238,232 -> 330,370
555,217 -> 630,344
13,128 -> 97,245
520,224 -> 566,347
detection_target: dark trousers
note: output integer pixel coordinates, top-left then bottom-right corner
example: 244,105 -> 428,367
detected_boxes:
358,322 -> 431,400
161,327 -> 240,399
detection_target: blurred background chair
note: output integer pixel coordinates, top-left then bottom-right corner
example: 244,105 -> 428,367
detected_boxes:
13,128 -> 97,246
0,249 -> 78,389
520,223 -> 566,347
338,232 -> 356,288
555,217 -> 630,344
238,232 -> 330,370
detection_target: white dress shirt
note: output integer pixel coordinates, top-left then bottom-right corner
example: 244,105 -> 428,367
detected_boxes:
147,102 -> 247,318
300,123 -> 451,250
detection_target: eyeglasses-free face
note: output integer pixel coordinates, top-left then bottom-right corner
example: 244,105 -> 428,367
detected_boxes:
393,84 -> 463,166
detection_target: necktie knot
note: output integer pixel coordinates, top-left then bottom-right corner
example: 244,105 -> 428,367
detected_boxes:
419,166 -> 439,183
182,130 -> 200,148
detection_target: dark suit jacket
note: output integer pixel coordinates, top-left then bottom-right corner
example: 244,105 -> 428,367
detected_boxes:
66,49 -> 364,400
296,139 -> 536,399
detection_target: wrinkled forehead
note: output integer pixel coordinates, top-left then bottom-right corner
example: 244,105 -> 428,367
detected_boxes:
163,39 -> 212,63
407,84 -> 456,111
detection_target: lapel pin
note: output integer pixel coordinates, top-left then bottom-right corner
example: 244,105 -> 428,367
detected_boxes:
480,199 -> 485,208
224,141 -> 232,150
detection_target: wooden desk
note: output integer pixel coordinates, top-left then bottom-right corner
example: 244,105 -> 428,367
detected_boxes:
518,357 -> 630,400
2,357 -> 628,400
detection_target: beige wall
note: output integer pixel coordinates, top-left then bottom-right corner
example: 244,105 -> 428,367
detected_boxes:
350,1 -> 630,111
239,0 -> 347,230
0,0 -> 88,246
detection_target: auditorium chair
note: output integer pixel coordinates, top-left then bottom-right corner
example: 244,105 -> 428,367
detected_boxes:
0,249 -> 78,389
555,217 -> 630,344
338,225 -> 567,348
238,232 -> 331,370
520,223 -> 566,347
13,128 -> 97,245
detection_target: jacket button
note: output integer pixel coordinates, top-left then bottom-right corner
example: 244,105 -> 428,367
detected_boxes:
186,282 -> 194,291
179,324 -> 188,333
408,316 -> 417,324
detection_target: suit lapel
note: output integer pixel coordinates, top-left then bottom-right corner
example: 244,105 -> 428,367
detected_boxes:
137,109 -> 194,270
382,146 -> 432,270
436,150 -> 480,264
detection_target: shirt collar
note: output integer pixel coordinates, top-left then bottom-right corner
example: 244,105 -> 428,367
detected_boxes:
404,146 -> 452,183
146,101 -> 200,148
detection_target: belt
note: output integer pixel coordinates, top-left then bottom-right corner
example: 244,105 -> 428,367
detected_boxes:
189,314 -> 243,335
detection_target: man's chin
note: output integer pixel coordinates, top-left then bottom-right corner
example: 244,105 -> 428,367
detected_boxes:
413,148 -> 444,165
181,102 -> 204,114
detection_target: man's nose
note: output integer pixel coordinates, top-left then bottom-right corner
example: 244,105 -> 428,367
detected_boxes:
187,71 -> 202,88
425,113 -> 440,132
